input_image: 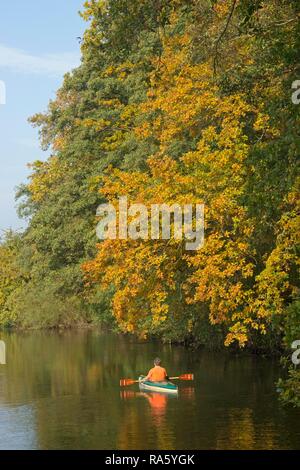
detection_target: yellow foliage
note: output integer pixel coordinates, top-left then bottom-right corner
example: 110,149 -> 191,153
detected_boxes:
27,157 -> 69,203
83,30 -> 263,346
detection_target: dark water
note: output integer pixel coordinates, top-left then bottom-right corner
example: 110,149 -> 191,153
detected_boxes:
0,330 -> 299,450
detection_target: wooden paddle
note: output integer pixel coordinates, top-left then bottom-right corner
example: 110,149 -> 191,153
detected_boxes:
120,373 -> 194,387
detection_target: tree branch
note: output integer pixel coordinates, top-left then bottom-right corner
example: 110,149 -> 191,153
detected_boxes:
213,0 -> 237,76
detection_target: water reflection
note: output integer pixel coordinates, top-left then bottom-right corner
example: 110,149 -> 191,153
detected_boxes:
120,386 -> 195,429
121,389 -> 173,426
142,392 -> 169,424
0,330 -> 299,449
0,404 -> 37,450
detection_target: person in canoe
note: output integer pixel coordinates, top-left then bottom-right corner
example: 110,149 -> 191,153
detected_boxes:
142,357 -> 168,382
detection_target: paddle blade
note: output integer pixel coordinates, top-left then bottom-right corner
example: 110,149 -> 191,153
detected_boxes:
120,378 -> 136,387
179,374 -> 194,381
120,390 -> 137,399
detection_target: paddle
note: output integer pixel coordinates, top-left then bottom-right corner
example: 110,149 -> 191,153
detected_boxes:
120,374 -> 194,387
169,374 -> 194,381
120,378 -> 139,386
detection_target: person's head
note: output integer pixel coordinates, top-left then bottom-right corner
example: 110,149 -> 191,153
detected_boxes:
154,357 -> 161,366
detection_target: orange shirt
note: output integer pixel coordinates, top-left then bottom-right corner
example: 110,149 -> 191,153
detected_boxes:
147,365 -> 167,382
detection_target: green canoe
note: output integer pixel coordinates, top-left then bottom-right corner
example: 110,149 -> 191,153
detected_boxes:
139,375 -> 178,394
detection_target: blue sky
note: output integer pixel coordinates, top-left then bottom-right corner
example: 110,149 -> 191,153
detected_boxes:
0,0 -> 86,232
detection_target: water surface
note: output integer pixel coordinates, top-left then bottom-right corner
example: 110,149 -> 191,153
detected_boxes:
0,330 -> 299,449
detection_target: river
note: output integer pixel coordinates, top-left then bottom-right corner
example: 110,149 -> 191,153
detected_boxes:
0,330 -> 299,450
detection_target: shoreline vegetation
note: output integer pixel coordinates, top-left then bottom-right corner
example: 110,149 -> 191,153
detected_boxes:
0,1 -> 299,406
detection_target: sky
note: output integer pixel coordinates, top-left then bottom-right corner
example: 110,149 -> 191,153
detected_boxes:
0,0 -> 86,233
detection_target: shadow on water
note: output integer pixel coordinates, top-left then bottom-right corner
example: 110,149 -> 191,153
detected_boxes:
0,329 -> 299,449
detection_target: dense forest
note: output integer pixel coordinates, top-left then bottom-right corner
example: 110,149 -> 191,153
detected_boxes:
0,0 -> 299,404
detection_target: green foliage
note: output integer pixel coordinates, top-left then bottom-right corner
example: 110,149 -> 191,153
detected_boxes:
0,231 -> 28,328
0,0 -> 298,402
284,301 -> 300,348
278,368 -> 300,408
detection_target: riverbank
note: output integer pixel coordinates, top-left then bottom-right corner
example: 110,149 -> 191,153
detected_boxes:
0,321 -> 286,355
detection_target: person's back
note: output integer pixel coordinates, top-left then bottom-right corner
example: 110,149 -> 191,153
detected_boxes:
144,357 -> 167,382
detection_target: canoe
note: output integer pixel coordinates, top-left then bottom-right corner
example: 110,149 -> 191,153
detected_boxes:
138,375 -> 178,394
